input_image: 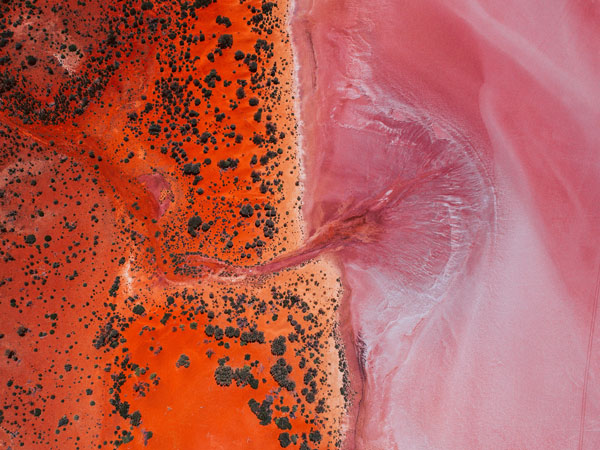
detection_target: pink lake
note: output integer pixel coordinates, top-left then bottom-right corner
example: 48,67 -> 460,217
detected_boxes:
291,0 -> 600,448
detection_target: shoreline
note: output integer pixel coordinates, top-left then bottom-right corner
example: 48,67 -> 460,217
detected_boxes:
287,0 -> 363,447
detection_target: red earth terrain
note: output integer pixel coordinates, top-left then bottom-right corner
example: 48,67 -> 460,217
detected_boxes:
0,0 -> 346,449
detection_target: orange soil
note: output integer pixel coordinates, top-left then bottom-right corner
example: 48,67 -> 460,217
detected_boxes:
0,0 -> 347,449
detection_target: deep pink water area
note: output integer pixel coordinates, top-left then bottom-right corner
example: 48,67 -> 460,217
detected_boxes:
291,0 -> 600,448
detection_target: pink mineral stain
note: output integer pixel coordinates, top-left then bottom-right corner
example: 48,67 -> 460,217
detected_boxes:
290,0 -> 600,448
138,173 -> 174,219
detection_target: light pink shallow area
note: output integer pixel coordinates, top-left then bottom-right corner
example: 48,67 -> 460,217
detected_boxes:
291,0 -> 600,448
